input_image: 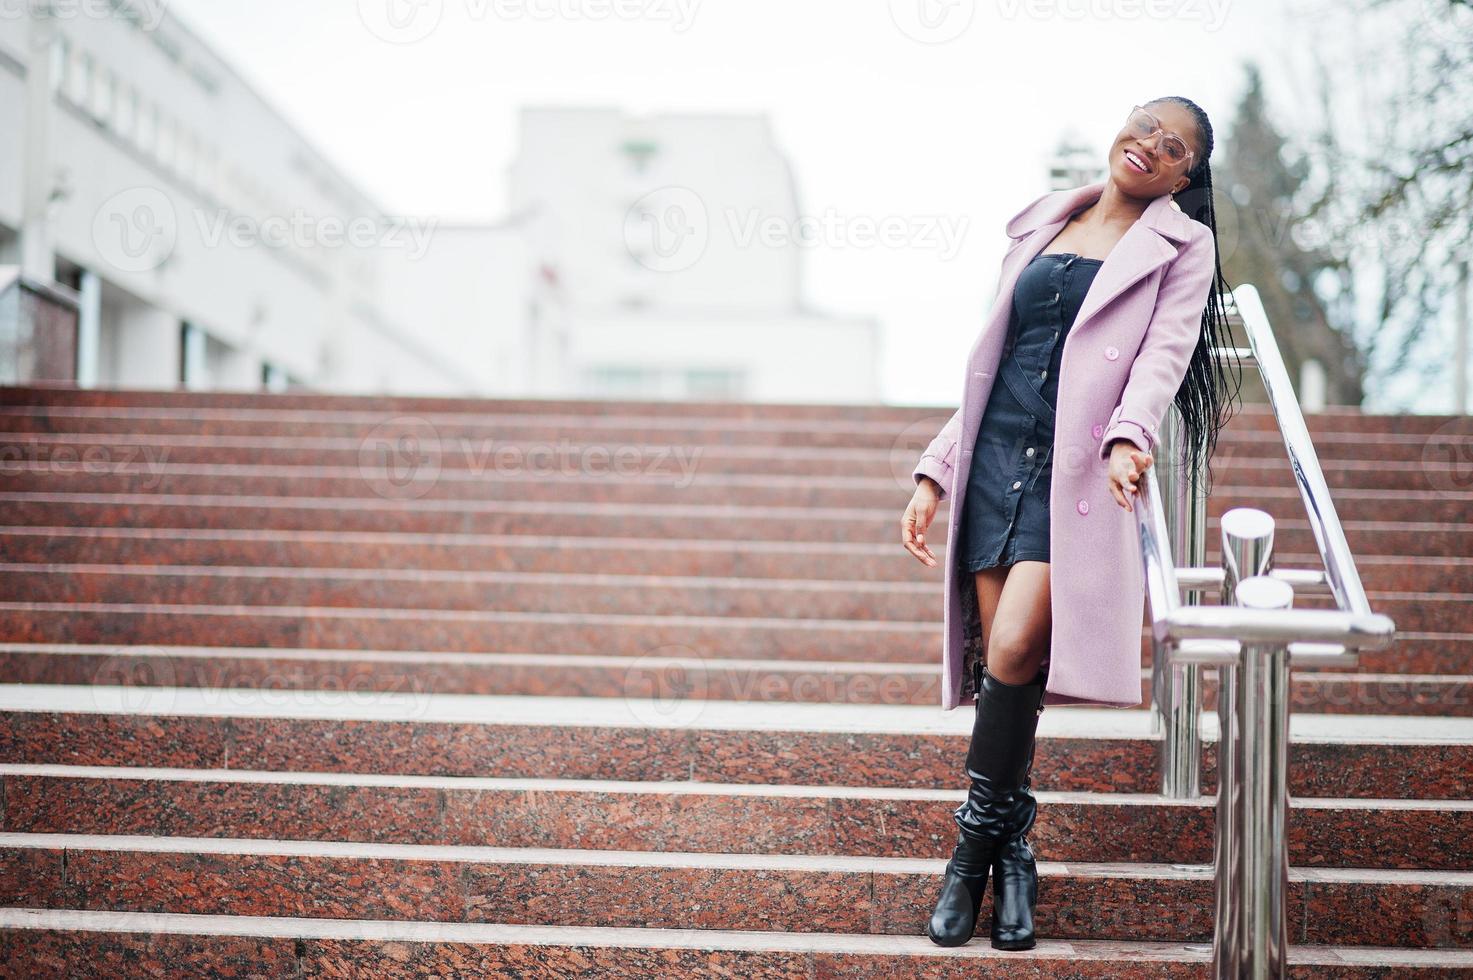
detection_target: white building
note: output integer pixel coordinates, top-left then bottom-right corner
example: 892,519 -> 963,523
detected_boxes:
509,107 -> 881,402
0,4 -> 879,402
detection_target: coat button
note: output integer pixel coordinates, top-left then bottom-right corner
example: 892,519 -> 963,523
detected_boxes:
1104,346 -> 1120,360
1076,498 -> 1090,515
1091,423 -> 1104,439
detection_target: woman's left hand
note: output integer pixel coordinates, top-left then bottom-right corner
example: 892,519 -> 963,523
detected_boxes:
1106,440 -> 1152,512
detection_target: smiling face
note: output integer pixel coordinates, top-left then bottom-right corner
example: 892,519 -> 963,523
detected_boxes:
1111,101 -> 1201,197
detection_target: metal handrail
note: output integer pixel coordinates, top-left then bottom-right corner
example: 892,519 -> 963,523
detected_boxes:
1229,286 -> 1377,617
1130,282 -> 1397,976
1139,284 -> 1397,759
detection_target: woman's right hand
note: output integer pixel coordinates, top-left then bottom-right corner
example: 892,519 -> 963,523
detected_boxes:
902,477 -> 942,567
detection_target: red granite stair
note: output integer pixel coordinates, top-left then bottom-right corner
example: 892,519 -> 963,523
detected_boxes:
1,385 -> 1470,975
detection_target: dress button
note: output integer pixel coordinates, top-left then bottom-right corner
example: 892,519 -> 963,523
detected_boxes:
1040,369 -> 1047,380
1091,423 -> 1104,439
1012,480 -> 1023,490
1104,346 -> 1120,360
1052,292 -> 1060,303
1025,447 -> 1034,457
1076,499 -> 1090,515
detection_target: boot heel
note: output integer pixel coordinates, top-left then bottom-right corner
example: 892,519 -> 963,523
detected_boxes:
990,830 -> 1039,950
924,834 -> 995,946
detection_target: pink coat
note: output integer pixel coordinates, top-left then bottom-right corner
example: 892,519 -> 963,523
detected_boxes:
913,179 -> 1218,711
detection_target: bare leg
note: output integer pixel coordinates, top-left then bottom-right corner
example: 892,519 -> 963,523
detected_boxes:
930,559 -> 1051,948
974,560 -> 1051,685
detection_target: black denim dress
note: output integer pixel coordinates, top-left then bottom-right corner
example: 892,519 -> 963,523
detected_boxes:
958,251 -> 1103,571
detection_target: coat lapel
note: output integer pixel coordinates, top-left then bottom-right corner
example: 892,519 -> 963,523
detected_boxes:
1001,180 -> 1198,337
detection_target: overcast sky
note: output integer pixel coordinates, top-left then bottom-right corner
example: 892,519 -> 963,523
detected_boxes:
167,0 -> 1319,407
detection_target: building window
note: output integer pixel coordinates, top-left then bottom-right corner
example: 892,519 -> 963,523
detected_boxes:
177,129 -> 196,185
155,113 -> 175,169
685,368 -> 744,400
48,37 -> 67,95
586,365 -> 659,397
180,321 -> 205,388
621,139 -> 659,174
135,101 -> 156,155
113,84 -> 137,141
90,65 -> 113,124
262,363 -> 290,392
66,50 -> 91,107
197,143 -> 220,201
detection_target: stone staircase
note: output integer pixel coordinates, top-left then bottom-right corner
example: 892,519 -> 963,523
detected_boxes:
0,386 -> 1469,975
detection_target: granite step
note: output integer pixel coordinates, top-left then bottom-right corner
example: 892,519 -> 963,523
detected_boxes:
2,453 -> 1461,501
3,908 -> 1470,978
4,425 -> 1461,466
2,687 -> 1469,799
0,526 -> 1431,589
4,494 -> 1471,556
0,387 -> 1460,972
1,463 -> 1467,518
0,565 -> 1464,635
2,392 -> 1466,437
3,764 -> 1468,869
0,527 -> 1462,613
3,833 -> 1469,948
0,599 -> 1466,671
3,528 -> 1467,595
1,645 -> 1465,716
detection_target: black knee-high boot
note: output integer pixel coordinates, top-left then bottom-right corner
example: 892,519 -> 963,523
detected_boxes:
989,670 -> 1045,950
925,662 -> 1047,947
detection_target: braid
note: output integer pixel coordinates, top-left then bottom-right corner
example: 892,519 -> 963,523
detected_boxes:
1144,96 -> 1246,499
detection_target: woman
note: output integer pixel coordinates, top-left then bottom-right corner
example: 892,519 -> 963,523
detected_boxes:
900,96 -> 1243,950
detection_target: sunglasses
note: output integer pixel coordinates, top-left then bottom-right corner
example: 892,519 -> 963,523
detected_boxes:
1126,105 -> 1195,167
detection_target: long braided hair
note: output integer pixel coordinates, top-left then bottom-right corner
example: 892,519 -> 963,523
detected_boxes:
1143,96 -> 1244,498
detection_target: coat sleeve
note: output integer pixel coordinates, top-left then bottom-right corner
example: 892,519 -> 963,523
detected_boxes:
1098,225 -> 1217,461
913,407 -> 961,500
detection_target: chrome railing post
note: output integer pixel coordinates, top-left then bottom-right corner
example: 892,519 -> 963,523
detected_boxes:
1215,572 -> 1294,979
1155,406 -> 1206,797
1213,509 -> 1278,976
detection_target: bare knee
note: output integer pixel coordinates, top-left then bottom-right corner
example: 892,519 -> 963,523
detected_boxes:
986,626 -> 1045,685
